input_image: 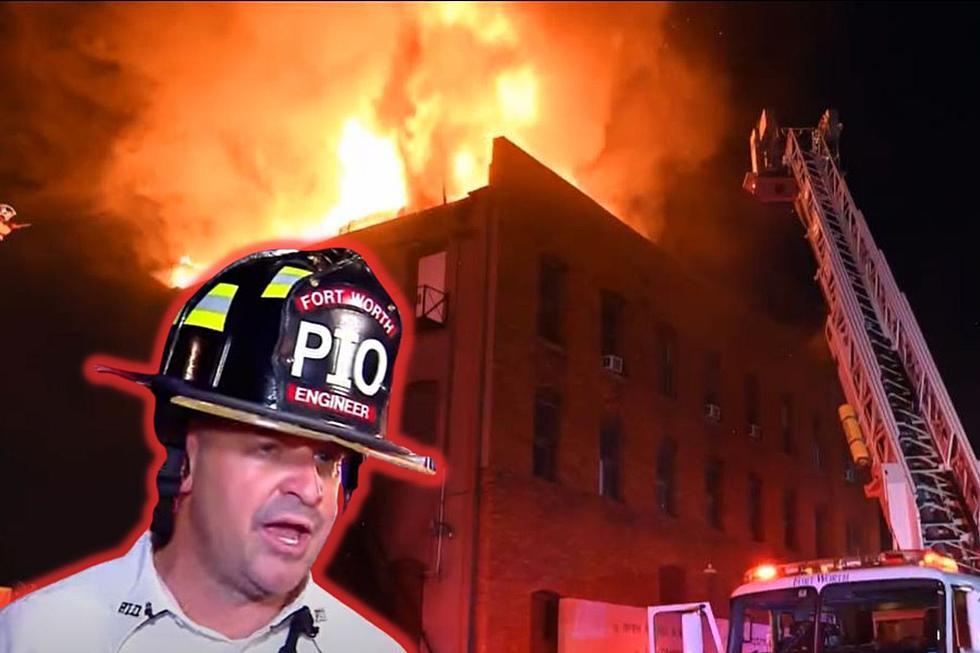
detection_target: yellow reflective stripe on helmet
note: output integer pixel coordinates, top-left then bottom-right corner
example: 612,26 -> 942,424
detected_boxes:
261,265 -> 311,299
183,309 -> 228,331
184,283 -> 239,331
209,283 -> 239,298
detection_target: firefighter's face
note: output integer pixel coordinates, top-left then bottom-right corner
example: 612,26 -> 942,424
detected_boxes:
182,418 -> 347,597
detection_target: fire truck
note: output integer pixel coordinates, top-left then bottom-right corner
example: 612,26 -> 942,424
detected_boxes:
642,110 -> 980,653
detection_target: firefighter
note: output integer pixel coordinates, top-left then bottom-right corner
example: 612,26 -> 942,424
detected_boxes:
0,247 -> 435,652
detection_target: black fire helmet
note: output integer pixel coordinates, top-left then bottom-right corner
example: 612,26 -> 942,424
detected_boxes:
98,247 -> 435,542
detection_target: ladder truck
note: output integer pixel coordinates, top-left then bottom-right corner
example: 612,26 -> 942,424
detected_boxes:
637,112 -> 980,653
743,109 -> 980,573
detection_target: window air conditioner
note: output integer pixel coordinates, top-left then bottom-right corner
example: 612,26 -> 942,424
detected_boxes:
601,354 -> 624,375
704,403 -> 722,422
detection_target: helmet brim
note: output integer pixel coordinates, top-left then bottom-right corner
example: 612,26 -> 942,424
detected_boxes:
96,364 -> 436,475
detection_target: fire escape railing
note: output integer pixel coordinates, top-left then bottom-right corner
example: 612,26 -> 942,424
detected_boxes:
415,284 -> 448,327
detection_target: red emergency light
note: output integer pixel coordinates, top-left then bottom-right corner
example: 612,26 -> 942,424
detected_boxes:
744,549 -> 959,583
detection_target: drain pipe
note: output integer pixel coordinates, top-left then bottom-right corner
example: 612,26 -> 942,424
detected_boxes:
466,190 -> 498,653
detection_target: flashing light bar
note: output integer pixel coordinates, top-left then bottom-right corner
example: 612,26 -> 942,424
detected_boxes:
744,549 -> 959,583
922,551 -> 959,573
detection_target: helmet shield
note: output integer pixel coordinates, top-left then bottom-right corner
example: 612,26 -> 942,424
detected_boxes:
273,276 -> 400,439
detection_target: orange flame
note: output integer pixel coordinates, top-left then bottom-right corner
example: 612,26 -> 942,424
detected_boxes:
69,3 -> 725,288
162,255 -> 206,290
312,117 -> 408,240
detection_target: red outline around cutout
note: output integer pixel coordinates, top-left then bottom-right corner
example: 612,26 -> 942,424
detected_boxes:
20,236 -> 444,653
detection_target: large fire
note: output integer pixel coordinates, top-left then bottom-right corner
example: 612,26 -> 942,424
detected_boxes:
5,3 -> 727,287
154,3 -> 551,287
311,117 -> 409,240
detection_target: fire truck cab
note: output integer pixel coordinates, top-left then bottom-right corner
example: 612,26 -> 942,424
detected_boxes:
715,550 -> 980,653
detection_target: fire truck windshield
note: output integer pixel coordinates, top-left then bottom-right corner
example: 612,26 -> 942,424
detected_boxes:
728,580 -> 944,653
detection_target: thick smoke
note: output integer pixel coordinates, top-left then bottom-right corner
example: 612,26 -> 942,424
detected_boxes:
1,3 -> 727,275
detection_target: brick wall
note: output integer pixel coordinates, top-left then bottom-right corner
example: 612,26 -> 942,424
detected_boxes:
344,137 -> 880,653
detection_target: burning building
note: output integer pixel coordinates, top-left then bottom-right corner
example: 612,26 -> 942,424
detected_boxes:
0,5 -> 894,650
323,137 -> 880,653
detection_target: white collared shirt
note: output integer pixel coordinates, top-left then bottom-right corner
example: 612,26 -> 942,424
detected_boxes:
0,532 -> 405,652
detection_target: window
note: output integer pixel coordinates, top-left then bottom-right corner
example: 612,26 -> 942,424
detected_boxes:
538,257 -> 566,345
533,389 -> 561,481
815,505 -> 830,557
843,450 -> 857,484
658,565 -> 687,604
600,291 -> 624,357
780,395 -> 794,454
845,520 -> 863,555
530,590 -> 560,653
748,473 -> 764,542
656,439 -> 677,516
879,510 -> 893,551
705,350 -> 721,407
705,458 -> 724,530
783,490 -> 798,551
657,323 -> 678,397
599,418 -> 622,500
401,380 -> 440,446
954,588 -> 972,650
811,414 -> 824,470
816,580 -> 944,653
745,374 -> 760,435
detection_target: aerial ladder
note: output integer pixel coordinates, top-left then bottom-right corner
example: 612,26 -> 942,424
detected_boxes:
743,109 -> 980,573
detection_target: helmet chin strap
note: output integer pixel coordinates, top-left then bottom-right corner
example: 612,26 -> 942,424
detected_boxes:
150,444 -> 186,549
340,453 -> 363,511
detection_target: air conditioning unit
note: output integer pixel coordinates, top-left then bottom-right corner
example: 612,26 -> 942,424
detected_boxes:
748,423 -> 762,439
601,354 -> 624,375
704,403 -> 722,422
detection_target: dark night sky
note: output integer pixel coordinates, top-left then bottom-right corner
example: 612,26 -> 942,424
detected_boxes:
664,2 -> 980,433
1,3 -> 979,585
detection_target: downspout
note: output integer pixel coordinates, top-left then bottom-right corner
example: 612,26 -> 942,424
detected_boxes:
433,219 -> 463,579
422,206 -> 466,653
467,189 -> 499,653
